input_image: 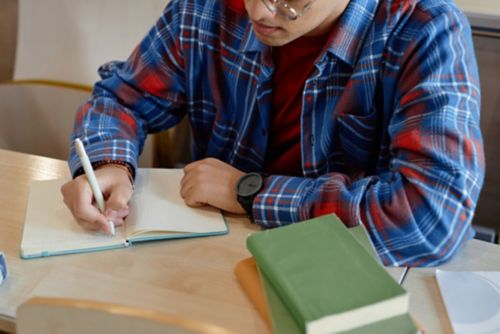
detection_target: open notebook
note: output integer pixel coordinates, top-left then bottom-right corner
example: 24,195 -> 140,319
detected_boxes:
20,169 -> 228,259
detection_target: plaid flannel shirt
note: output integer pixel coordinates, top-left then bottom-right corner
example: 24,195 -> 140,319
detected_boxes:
70,0 -> 484,266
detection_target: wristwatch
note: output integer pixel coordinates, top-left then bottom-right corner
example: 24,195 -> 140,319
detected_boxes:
236,172 -> 264,217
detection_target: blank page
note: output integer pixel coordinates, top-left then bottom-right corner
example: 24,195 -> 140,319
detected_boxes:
127,169 -> 227,236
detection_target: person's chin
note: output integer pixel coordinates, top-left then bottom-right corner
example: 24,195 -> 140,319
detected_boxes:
253,30 -> 291,46
251,21 -> 287,46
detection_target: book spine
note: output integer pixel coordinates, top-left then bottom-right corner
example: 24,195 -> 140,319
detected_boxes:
247,237 -> 306,330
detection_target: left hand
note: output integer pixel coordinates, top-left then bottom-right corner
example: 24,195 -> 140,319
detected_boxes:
180,158 -> 246,214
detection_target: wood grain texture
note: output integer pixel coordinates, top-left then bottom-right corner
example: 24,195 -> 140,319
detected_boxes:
0,149 -> 267,334
17,297 -> 235,334
0,149 -> 408,334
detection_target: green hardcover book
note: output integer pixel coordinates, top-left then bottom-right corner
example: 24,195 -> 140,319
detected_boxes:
259,269 -> 418,334
257,224 -> 417,334
247,214 -> 415,334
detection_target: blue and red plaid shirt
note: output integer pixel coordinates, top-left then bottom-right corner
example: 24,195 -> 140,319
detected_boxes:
70,0 -> 484,266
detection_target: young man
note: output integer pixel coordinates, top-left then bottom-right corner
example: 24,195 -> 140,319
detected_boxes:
61,0 -> 484,266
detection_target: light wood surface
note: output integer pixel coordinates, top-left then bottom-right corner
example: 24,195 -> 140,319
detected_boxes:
16,297 -> 235,334
0,149 -> 266,333
2,149 -> 499,333
403,239 -> 500,333
0,149 -> 406,333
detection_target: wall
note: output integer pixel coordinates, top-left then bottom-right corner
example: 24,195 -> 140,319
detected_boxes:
0,0 -> 17,82
471,33 -> 500,230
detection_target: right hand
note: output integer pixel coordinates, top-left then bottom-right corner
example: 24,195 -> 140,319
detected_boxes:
60,164 -> 134,234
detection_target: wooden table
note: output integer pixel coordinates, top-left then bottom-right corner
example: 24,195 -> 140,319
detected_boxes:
0,149 -> 407,333
0,149 -> 265,333
2,149 -> 499,333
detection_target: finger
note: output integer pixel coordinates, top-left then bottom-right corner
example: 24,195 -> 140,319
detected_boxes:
79,219 -> 106,232
183,158 -> 214,175
180,171 -> 206,200
181,183 -> 207,207
106,185 -> 133,216
183,160 -> 201,174
61,176 -> 117,234
73,206 -> 110,233
104,184 -> 133,222
61,180 -> 104,228
79,217 -> 116,235
180,168 -> 190,193
180,172 -> 193,199
72,182 -> 114,234
180,168 -> 199,198
184,196 -> 206,207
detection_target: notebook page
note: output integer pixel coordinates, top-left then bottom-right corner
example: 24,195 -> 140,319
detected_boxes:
126,169 -> 226,237
21,178 -> 125,257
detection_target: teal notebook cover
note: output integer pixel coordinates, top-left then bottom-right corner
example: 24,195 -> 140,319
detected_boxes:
247,214 -> 415,334
20,169 -> 228,258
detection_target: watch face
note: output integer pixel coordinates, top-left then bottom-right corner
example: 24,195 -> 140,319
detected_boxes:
238,173 -> 263,197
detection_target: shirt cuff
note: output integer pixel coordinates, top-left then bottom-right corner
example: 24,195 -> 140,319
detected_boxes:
252,175 -> 313,228
69,139 -> 139,178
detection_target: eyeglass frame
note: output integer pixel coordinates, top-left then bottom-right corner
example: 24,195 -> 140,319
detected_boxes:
260,0 -> 317,21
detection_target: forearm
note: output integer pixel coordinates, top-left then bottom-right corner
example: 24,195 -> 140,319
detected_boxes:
69,2 -> 187,175
253,155 -> 481,267
69,90 -> 145,176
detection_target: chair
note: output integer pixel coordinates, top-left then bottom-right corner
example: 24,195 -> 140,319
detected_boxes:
0,83 -> 90,160
16,297 -> 235,334
0,0 -> 173,166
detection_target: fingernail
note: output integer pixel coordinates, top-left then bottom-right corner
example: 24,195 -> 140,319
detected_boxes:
105,208 -> 129,219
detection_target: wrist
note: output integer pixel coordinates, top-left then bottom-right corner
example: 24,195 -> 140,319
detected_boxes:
75,160 -> 135,189
236,172 -> 264,218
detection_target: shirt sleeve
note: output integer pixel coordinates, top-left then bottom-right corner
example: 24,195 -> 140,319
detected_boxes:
252,9 -> 485,267
69,1 -> 186,175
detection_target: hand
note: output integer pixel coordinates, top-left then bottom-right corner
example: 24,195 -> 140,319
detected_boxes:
60,164 -> 134,234
180,158 -> 246,214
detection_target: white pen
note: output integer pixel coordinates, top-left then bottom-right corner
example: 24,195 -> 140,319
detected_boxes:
74,138 -> 115,236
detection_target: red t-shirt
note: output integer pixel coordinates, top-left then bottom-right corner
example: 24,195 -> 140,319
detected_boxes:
264,34 -> 329,176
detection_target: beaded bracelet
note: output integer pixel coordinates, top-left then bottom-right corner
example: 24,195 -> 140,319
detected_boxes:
74,160 -> 135,188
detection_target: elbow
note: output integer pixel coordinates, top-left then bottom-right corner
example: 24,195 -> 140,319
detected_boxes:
379,184 -> 480,267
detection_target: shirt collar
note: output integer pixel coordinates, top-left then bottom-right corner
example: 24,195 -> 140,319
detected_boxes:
240,21 -> 266,53
325,0 -> 379,67
239,0 -> 379,67
239,21 -> 273,67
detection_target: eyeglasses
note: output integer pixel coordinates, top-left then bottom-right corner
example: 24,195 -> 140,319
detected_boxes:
260,0 -> 316,21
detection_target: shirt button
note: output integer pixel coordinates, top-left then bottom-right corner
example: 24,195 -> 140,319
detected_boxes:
310,135 -> 315,146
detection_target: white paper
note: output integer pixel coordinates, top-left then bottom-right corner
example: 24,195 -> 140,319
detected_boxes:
436,269 -> 500,334
127,169 -> 225,236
